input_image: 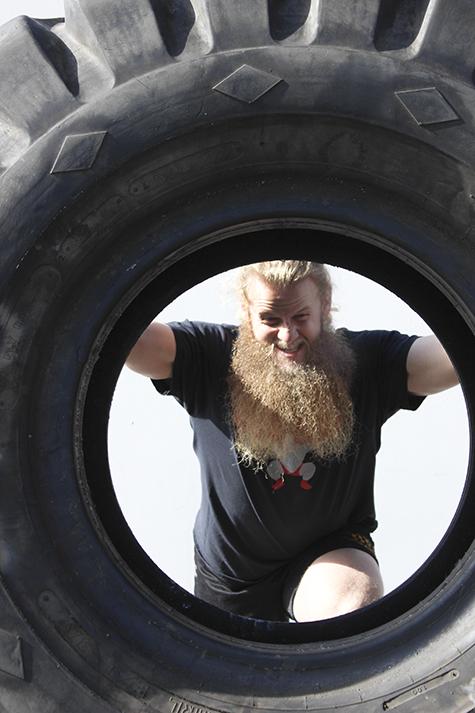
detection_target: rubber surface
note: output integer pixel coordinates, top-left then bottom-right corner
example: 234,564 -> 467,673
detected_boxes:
0,1 -> 474,711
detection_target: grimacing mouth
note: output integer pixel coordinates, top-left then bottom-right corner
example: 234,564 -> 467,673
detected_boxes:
273,340 -> 306,353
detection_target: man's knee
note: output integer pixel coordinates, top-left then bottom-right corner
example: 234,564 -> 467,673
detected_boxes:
292,548 -> 384,623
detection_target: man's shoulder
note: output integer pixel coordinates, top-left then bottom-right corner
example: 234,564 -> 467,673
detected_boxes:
169,319 -> 238,340
337,327 -> 415,349
336,327 -> 382,350
168,320 -> 238,360
338,327 -> 420,376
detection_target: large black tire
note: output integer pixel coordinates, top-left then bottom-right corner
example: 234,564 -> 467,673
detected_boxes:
0,1 -> 474,711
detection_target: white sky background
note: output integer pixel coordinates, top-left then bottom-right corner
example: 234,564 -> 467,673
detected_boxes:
1,1 -> 64,20
3,2 -> 469,604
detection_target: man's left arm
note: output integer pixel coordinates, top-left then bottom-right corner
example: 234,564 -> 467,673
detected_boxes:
406,335 -> 459,396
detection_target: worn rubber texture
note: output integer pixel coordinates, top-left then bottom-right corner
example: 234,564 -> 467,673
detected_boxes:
0,1 -> 474,711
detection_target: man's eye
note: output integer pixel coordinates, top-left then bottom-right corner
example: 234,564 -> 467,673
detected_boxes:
295,314 -> 308,322
262,318 -> 279,326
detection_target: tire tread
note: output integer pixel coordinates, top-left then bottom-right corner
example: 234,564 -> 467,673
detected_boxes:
0,16 -> 78,168
204,0 -> 272,51
151,0 -> 213,58
64,0 -> 171,85
412,0 -> 475,82
374,0 -> 430,51
268,0 -> 318,44
315,0 -> 382,49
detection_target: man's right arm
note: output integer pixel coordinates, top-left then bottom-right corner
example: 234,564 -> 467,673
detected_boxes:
125,322 -> 176,380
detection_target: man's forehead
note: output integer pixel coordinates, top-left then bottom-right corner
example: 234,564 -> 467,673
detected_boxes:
246,276 -> 319,311
250,293 -> 309,312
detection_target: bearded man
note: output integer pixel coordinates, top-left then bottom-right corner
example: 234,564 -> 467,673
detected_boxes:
126,260 -> 459,622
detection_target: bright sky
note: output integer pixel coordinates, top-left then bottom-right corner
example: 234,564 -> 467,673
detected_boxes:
0,1 -> 64,20
3,0 -> 469,603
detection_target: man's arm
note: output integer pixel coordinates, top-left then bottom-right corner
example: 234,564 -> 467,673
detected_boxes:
406,335 -> 459,396
126,322 -> 176,379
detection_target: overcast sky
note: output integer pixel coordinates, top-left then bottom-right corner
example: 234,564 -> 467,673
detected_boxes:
2,1 -> 469,604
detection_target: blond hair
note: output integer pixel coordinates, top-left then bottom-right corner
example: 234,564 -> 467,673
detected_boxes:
238,260 -> 332,305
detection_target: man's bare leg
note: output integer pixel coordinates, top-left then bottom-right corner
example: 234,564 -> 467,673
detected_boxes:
292,548 -> 384,622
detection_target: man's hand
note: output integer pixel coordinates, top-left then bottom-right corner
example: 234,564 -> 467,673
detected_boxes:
126,322 -> 176,379
406,335 -> 459,396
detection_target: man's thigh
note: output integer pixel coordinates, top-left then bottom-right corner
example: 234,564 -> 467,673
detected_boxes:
194,548 -> 290,621
291,547 -> 384,622
194,532 -> 380,622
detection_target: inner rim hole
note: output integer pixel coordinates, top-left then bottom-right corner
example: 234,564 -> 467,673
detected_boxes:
108,264 -> 468,612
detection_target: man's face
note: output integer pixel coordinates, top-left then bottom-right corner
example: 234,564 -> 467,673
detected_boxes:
245,275 -> 330,368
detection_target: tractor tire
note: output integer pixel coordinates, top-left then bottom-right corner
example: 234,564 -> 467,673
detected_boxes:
0,1 -> 474,711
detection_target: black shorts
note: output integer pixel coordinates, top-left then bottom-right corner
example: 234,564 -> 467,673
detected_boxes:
194,530 -> 377,622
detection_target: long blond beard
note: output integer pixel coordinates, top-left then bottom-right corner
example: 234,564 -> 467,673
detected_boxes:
228,323 -> 355,470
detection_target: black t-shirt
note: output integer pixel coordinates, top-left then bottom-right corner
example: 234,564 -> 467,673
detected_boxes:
153,321 -> 425,584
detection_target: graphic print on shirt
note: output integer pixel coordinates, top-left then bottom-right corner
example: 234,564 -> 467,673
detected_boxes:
266,442 -> 316,492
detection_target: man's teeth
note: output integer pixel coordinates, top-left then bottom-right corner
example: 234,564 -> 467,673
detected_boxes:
277,345 -> 299,353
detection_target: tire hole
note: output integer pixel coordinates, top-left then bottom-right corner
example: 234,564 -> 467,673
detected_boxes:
81,219 -> 474,643
108,266 -> 468,618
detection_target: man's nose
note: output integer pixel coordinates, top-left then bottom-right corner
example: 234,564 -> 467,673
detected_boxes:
277,322 -> 297,342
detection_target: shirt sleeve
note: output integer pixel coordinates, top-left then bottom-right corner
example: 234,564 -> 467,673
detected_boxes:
151,320 -> 236,417
374,330 -> 426,422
